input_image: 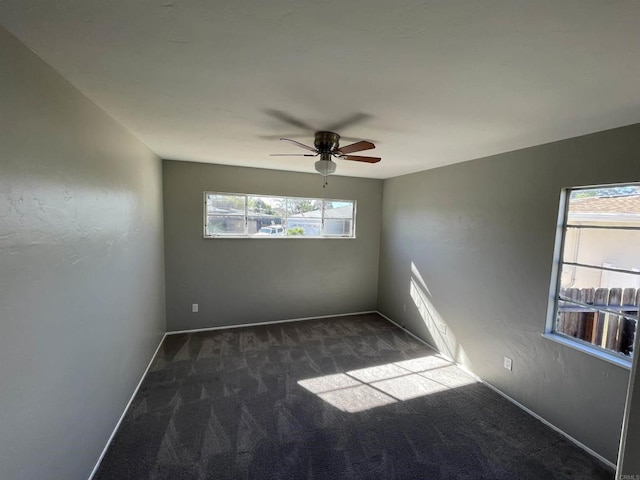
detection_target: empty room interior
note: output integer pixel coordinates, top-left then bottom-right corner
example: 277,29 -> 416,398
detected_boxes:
2,2 -> 640,479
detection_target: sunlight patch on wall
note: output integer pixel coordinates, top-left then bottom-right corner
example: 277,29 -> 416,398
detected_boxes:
410,262 -> 465,363
297,355 -> 477,413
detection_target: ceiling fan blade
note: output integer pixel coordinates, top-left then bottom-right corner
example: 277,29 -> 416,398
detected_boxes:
325,113 -> 372,131
261,134 -> 375,142
270,153 -> 317,157
265,109 -> 315,130
342,155 -> 381,163
340,135 -> 378,143
338,140 -> 375,154
259,133 -> 308,139
280,138 -> 318,153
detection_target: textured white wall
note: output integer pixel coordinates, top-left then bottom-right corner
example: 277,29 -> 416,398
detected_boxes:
162,161 -> 382,332
378,124 -> 640,464
0,27 -> 166,480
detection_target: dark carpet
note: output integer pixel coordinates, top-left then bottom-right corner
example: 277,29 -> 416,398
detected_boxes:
94,313 -> 614,480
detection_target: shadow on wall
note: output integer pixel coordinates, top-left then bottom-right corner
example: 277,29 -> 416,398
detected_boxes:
409,262 -> 471,368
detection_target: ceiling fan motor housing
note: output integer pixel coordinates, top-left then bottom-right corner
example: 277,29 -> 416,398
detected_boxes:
314,131 -> 340,152
272,131 -> 380,179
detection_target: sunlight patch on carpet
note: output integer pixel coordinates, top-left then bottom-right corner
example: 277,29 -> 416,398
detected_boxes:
297,355 -> 477,412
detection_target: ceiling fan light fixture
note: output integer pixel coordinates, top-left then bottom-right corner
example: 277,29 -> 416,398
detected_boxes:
314,159 -> 337,176
314,158 -> 337,187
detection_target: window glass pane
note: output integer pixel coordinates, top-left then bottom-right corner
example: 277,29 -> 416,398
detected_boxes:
555,296 -> 636,357
552,185 -> 640,360
204,192 -> 356,239
247,196 -> 285,216
286,198 -> 322,216
324,200 -> 354,218
251,223 -> 286,236
286,218 -> 322,236
563,228 -> 640,270
206,216 -> 244,235
559,263 -> 640,291
568,186 -> 640,216
248,196 -> 286,235
324,218 -> 353,236
206,194 -> 245,215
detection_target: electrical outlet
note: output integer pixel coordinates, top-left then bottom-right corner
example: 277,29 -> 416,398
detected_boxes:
192,303 -> 199,313
503,356 -> 513,371
403,304 -> 406,312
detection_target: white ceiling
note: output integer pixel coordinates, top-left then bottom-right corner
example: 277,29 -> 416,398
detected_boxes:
2,1 -> 640,179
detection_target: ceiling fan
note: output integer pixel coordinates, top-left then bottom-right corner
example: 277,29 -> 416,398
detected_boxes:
271,131 -> 381,187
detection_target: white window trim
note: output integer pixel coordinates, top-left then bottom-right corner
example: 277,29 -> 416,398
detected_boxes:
203,191 -> 357,239
544,184 -> 638,368
541,332 -> 631,369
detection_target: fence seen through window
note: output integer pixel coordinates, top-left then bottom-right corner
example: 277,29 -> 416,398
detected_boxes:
552,185 -> 640,360
204,192 -> 355,238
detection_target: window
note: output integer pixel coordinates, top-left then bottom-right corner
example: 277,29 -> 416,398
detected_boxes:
204,192 -> 356,238
548,184 -> 640,363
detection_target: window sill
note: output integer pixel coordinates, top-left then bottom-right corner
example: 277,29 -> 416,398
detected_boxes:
541,333 -> 632,370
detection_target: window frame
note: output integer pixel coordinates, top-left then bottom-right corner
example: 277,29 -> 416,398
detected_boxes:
203,191 -> 357,239
544,183 -> 639,369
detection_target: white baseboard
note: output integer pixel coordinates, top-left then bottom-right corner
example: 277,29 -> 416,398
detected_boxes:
376,310 -> 444,356
166,310 -> 377,335
375,310 -> 617,471
87,333 -> 167,480
478,376 -> 616,470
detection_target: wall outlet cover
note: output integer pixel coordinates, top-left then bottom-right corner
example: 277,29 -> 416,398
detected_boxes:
503,356 -> 513,371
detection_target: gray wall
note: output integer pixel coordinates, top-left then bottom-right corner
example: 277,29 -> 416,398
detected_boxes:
378,123 -> 640,463
619,340 -> 640,478
0,27 -> 166,480
163,160 -> 382,331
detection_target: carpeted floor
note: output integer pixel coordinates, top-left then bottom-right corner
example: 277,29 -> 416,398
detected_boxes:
94,313 -> 614,480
